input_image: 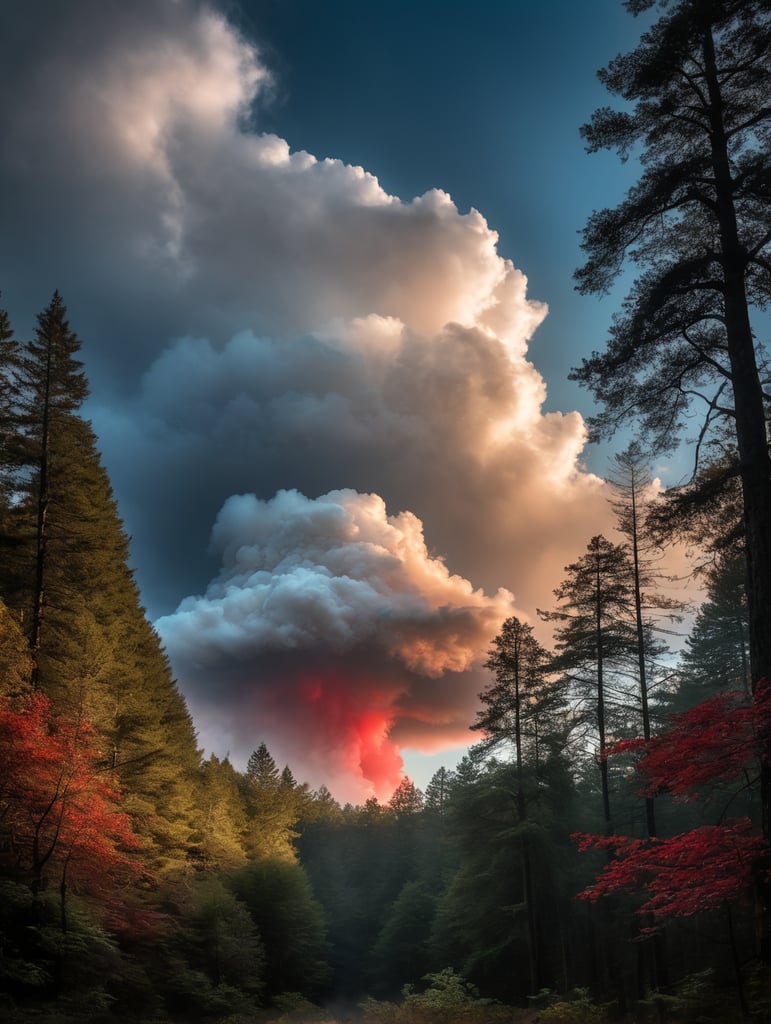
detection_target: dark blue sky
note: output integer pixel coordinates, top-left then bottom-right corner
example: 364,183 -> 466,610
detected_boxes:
234,0 -> 646,426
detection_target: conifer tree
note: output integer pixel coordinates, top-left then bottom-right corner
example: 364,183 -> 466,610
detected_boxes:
388,777 -> 424,817
424,767 -> 455,816
0,294 -> 201,872
13,294 -> 88,684
0,305 -> 23,515
474,617 -> 567,993
607,444 -> 680,837
540,536 -> 638,827
243,743 -> 300,860
676,551 -> 750,705
246,742 -> 280,789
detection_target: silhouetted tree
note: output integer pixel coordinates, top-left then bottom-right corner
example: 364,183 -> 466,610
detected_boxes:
572,2 -> 771,950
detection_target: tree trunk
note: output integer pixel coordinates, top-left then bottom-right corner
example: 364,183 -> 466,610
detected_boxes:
30,336 -> 53,690
702,19 -> 771,962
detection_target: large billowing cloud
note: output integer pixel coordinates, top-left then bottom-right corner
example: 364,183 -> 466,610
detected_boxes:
157,489 -> 514,800
0,0 -> 615,795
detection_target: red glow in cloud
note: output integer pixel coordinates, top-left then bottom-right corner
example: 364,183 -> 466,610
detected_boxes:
298,672 -> 404,799
158,488 -> 516,800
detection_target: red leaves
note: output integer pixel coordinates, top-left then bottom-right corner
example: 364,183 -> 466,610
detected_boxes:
576,681 -> 771,922
605,687 -> 770,799
574,820 -> 765,919
0,692 -> 141,894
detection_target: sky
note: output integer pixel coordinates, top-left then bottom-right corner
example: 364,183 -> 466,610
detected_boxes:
0,0 -> 678,802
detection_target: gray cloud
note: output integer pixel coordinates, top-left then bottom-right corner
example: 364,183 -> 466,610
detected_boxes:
157,488 -> 513,799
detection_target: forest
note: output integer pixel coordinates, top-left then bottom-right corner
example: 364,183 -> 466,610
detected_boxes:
2,0 -> 771,1022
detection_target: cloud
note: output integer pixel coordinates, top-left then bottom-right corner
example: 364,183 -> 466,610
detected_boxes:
0,0 -> 617,795
157,489 -> 514,800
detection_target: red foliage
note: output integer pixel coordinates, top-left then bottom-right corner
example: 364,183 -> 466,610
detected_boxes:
575,682 -> 771,922
0,692 -> 141,897
605,686 -> 771,799
574,820 -> 765,919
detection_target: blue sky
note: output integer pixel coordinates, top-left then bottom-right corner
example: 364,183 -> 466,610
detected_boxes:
237,0 -> 647,425
0,0 -> 674,798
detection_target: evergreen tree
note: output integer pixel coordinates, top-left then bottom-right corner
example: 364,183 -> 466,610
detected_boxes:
430,757 -> 576,1002
473,617 -> 565,992
242,742 -> 299,860
0,599 -> 31,697
0,294 -> 201,873
229,859 -> 331,999
539,536 -> 638,827
676,550 -> 750,704
13,294 -> 88,684
607,443 -> 681,837
424,767 -> 455,816
246,742 -> 280,789
0,304 -> 23,529
369,880 -> 435,997
388,777 -> 424,817
191,754 -> 248,871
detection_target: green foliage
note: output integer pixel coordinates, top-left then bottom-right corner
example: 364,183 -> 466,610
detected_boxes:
360,968 -> 520,1024
0,598 -> 31,695
675,551 -> 750,707
229,859 -> 331,998
536,989 -> 606,1024
242,742 -> 301,861
143,875 -> 265,1022
190,754 -> 249,871
370,881 -> 436,996
388,777 -> 424,817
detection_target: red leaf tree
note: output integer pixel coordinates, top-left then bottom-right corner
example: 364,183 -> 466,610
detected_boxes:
574,683 -> 771,929
0,692 -> 141,931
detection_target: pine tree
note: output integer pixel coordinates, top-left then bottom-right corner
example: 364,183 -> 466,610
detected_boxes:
190,755 -> 249,871
424,767 -> 455,817
473,617 -> 568,993
677,551 -> 750,705
13,294 -> 88,684
0,304 -> 23,520
243,743 -> 299,860
607,444 -> 681,837
388,777 -> 424,817
540,536 -> 638,827
246,742 -> 280,789
0,599 -> 32,697
0,294 -> 201,872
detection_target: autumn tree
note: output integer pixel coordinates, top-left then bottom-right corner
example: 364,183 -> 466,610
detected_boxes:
0,692 -> 140,933
576,684 -> 771,1010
